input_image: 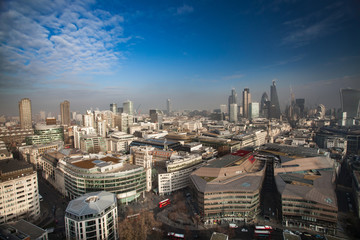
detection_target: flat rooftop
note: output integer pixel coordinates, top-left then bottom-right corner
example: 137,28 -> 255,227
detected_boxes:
0,159 -> 33,181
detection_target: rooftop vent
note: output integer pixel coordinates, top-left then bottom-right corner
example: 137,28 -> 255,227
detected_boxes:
85,196 -> 99,203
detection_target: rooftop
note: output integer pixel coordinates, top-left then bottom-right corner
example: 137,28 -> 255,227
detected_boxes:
0,159 -> 33,181
66,191 -> 116,217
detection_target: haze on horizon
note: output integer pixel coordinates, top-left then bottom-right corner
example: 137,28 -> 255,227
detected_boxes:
1,0 -> 360,116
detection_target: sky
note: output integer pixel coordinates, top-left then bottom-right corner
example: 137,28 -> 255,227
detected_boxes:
1,0 -> 360,116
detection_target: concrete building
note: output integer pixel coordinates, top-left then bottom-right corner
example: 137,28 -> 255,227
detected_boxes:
60,100 -> 70,126
229,103 -> 238,123
0,219 -> 48,240
110,103 -> 117,114
123,100 -> 133,115
190,150 -> 266,223
107,131 -> 136,153
228,88 -> 237,115
83,111 -> 95,128
115,113 -> 133,133
131,146 -> 153,192
79,135 -> 107,153
0,155 -> 40,224
167,98 -> 171,116
19,98 -> 32,129
158,152 -> 203,195
65,191 -> 118,240
25,124 -> 64,145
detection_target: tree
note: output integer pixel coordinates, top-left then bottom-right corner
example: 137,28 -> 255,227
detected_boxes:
118,210 -> 162,240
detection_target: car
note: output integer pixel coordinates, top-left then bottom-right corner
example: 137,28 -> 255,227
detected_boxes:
241,228 -> 248,232
264,216 -> 270,221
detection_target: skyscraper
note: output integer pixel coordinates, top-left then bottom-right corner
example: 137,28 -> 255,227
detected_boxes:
249,102 -> 259,119
270,80 -> 281,119
340,88 -> 360,118
123,100 -> 133,115
242,88 -> 251,118
260,92 -> 269,118
167,99 -> 171,116
229,103 -> 238,122
19,98 -> 32,129
60,100 -> 70,125
110,103 -> 117,114
228,88 -> 237,114
295,98 -> 305,118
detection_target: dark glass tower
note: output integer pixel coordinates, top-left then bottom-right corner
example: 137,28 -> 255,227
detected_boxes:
270,80 -> 281,119
228,88 -> 237,113
340,88 -> 360,118
260,92 -> 269,118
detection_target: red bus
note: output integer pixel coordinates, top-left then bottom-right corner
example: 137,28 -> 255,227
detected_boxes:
255,225 -> 273,232
159,199 -> 170,208
167,232 -> 185,239
254,230 -> 271,239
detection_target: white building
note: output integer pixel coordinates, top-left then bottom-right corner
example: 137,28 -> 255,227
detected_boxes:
131,146 -> 153,192
73,126 -> 96,149
115,113 -> 133,133
82,110 -> 95,128
158,153 -> 203,195
0,156 -> 40,224
249,102 -> 260,119
107,131 -> 136,153
229,103 -> 238,123
65,191 -> 118,240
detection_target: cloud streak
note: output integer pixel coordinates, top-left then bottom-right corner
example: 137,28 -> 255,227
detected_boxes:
0,0 -> 130,90
282,2 -> 347,47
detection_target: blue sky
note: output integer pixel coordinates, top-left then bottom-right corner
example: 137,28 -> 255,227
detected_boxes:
1,0 -> 360,116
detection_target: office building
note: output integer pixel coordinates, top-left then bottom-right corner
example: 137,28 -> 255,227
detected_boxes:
110,103 -> 117,114
79,135 -> 107,153
131,146 -> 153,192
25,124 -> 64,145
167,99 -> 171,116
270,80 -> 281,119
123,100 -> 133,115
114,113 -> 133,133
190,150 -> 265,223
340,88 -> 360,118
228,88 -> 237,114
0,155 -> 40,224
19,98 -> 32,129
60,100 -> 70,126
260,92 -> 269,118
295,98 -> 305,118
229,103 -> 238,122
107,131 -> 136,153
158,152 -> 203,195
65,191 -> 118,240
83,110 -> 95,128
249,102 -> 259,119
242,88 -> 251,118
0,219 -> 48,240
220,104 -> 227,114
59,155 -> 147,203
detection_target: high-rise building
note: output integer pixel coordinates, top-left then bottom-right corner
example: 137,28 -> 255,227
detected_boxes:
270,80 -> 281,119
220,104 -> 227,114
110,103 -> 117,114
167,99 -> 171,116
60,100 -> 70,126
65,191 -> 118,240
249,102 -> 259,119
295,98 -> 305,118
242,88 -> 251,118
228,88 -> 237,114
123,100 -> 133,115
19,98 -> 32,129
260,92 -> 269,118
229,103 -> 238,122
340,88 -> 360,118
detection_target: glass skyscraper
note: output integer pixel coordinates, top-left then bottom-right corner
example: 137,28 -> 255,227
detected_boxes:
340,88 -> 360,118
270,80 -> 281,119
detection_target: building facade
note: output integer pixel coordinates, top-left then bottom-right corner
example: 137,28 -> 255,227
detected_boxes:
0,157 -> 40,224
60,100 -> 71,126
25,124 -> 64,145
65,191 -> 118,240
19,98 -> 32,129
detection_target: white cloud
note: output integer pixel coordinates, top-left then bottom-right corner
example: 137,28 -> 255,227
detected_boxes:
0,0 -> 130,89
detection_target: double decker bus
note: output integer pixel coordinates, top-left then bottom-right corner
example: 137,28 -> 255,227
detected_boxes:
167,232 -> 185,239
255,225 -> 273,232
159,199 -> 170,208
254,230 -> 271,239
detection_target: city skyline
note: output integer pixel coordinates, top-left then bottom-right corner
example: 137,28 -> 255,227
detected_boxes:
1,0 -> 360,115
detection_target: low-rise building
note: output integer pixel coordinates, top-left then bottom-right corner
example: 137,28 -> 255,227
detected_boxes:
25,124 -> 64,145
0,219 -> 48,240
65,191 -> 118,240
190,150 -> 266,223
107,131 -> 136,153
